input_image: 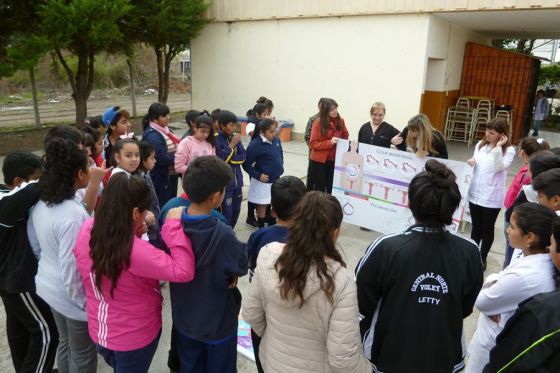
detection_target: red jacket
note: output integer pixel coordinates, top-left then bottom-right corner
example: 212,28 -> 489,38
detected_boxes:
309,117 -> 349,163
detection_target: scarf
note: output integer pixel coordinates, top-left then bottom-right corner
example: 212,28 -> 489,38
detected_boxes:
150,121 -> 180,145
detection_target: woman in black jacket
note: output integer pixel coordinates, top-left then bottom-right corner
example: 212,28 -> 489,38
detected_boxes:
357,102 -> 405,149
401,113 -> 448,159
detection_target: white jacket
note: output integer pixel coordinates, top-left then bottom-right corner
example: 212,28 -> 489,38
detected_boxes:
466,253 -> 556,372
242,242 -> 372,373
28,197 -> 89,321
468,142 -> 516,208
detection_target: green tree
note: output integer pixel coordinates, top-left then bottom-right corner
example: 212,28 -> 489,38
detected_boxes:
129,0 -> 208,104
0,1 -> 48,126
539,64 -> 560,85
38,0 -> 132,124
492,38 -> 536,55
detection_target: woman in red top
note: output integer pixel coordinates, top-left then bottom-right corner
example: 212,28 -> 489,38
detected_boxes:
308,98 -> 349,194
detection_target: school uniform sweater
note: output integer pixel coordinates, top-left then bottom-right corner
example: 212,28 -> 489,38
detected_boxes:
142,127 -> 178,207
355,226 -> 483,373
247,225 -> 289,281
358,121 -> 406,150
170,211 -> 248,342
0,182 -> 40,293
73,218 -> 195,351
243,135 -> 284,183
215,131 -> 246,191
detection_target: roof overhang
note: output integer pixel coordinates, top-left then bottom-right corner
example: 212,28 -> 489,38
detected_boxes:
434,9 -> 560,39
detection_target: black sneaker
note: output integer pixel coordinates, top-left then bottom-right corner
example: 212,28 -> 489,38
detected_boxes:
246,217 -> 258,228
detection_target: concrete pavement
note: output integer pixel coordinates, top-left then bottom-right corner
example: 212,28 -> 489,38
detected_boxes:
0,126 -> 559,372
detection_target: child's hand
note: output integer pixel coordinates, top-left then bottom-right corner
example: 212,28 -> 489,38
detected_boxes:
89,162 -> 112,183
331,136 -> 339,145
230,134 -> 240,147
467,158 -> 476,166
166,207 -> 184,220
228,275 -> 239,288
259,173 -> 269,182
145,211 -> 156,226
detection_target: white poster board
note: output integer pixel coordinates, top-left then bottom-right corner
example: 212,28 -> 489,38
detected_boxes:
332,139 -> 473,233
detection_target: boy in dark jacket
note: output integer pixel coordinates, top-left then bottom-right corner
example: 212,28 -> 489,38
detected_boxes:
170,156 -> 248,373
214,110 -> 246,228
0,151 -> 58,372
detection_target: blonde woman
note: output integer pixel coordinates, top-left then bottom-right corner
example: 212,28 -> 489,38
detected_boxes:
357,102 -> 405,149
400,114 -> 448,159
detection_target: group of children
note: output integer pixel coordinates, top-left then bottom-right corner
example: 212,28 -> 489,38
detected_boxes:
2,95 -> 560,373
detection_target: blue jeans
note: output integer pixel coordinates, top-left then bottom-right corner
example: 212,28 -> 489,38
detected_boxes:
176,332 -> 237,373
533,119 -> 542,135
96,330 -> 161,373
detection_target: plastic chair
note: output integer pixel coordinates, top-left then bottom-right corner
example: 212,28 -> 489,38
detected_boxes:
456,97 -> 470,108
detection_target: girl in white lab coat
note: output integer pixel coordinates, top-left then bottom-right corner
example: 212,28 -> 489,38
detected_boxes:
467,118 -> 516,269
466,202 -> 557,372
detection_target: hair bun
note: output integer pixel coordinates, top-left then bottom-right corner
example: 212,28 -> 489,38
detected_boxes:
424,159 -> 456,187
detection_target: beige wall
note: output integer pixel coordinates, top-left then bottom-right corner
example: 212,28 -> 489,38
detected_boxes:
192,14 -> 431,137
424,15 -> 491,92
205,0 -> 560,22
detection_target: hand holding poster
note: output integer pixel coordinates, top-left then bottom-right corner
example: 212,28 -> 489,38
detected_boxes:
332,139 -> 473,233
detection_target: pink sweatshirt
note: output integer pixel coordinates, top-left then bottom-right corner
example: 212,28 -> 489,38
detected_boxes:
73,218 -> 195,351
504,164 -> 531,209
174,136 -> 215,174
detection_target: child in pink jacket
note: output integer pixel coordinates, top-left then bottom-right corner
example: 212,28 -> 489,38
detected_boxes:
73,173 -> 195,372
175,113 -> 215,175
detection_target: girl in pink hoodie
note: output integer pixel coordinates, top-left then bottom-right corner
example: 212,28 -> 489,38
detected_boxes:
175,113 -> 216,175
73,173 -> 195,372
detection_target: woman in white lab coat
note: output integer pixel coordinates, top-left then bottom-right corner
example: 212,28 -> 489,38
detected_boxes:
467,118 -> 516,270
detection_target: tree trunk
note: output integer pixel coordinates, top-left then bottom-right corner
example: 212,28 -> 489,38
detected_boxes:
163,53 -> 172,105
74,94 -> 88,124
28,67 -> 41,127
127,58 -> 137,117
155,47 -> 165,103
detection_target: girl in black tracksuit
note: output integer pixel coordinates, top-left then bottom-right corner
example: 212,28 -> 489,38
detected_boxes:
355,159 -> 483,373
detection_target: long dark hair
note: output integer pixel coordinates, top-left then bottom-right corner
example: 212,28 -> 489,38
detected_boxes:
408,159 -> 460,229
39,138 -> 89,206
275,192 -> 345,307
89,173 -> 153,297
319,98 -> 341,136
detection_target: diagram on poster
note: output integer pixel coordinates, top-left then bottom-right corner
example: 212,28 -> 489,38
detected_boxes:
333,139 -> 473,234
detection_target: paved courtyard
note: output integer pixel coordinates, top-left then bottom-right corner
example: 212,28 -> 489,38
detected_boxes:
0,126 -> 558,372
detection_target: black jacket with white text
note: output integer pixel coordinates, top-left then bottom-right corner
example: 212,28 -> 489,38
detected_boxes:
355,226 -> 484,373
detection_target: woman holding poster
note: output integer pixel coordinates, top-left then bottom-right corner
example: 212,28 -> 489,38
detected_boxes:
467,118 -> 516,270
308,98 -> 349,194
